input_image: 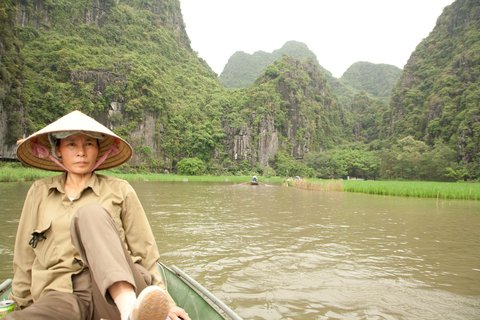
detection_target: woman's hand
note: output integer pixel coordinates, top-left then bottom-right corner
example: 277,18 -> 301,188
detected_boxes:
168,306 -> 191,320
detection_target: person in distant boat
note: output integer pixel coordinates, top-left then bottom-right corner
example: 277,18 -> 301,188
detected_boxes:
251,176 -> 258,184
8,110 -> 190,320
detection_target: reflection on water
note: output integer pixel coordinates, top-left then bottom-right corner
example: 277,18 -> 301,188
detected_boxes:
1,180 -> 480,319
0,182 -> 28,279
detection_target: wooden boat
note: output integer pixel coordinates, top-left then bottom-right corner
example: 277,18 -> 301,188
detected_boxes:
0,262 -> 242,320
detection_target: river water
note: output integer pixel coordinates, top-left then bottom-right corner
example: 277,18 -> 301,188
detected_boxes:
0,180 -> 479,319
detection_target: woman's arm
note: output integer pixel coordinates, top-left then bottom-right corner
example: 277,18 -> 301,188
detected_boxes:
121,185 -> 161,274
10,185 -> 37,308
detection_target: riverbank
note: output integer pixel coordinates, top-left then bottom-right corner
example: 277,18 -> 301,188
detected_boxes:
0,164 -> 285,185
1,164 -> 478,200
288,178 -> 480,200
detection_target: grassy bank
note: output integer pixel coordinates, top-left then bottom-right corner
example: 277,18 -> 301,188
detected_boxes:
1,164 -> 479,200
0,164 -> 285,185
344,180 -> 480,200
288,178 -> 480,200
108,172 -> 285,185
0,165 -> 58,182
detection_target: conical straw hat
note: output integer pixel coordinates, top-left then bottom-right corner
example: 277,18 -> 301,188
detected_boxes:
16,110 -> 132,171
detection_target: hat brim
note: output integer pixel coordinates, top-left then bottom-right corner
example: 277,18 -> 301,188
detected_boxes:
16,111 -> 133,171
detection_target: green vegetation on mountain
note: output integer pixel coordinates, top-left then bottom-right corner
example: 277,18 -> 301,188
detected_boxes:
218,44 -> 402,154
340,62 -> 402,99
0,0 -> 24,145
218,40 -> 324,88
218,51 -> 272,88
390,0 -> 480,179
0,0 -> 478,181
1,0 -> 225,171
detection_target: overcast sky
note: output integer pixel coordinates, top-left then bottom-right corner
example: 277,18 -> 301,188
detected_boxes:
179,0 -> 455,78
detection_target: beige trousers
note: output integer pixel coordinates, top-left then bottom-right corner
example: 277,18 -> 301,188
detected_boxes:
6,204 -> 152,320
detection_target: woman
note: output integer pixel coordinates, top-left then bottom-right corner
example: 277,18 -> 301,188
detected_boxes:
9,110 -> 190,320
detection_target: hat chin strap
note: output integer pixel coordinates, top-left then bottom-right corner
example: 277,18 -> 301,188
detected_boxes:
31,138 -> 120,172
91,139 -> 120,171
31,140 -> 70,172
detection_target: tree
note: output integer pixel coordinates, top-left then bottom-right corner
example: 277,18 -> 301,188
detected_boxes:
176,157 -> 206,175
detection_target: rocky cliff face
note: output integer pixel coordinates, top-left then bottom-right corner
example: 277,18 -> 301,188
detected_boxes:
0,107 -> 16,159
15,0 -> 189,45
0,1 -> 24,158
226,115 -> 279,167
224,56 -> 343,167
0,0 -> 191,163
257,116 -> 279,166
16,0 -> 114,29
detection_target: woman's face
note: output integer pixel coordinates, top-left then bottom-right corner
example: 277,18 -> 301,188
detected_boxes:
57,133 -> 99,175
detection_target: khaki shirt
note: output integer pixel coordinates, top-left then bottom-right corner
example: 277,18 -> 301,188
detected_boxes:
11,173 -> 163,308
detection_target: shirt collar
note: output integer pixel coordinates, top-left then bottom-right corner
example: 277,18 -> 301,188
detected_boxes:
48,172 -> 101,196
87,173 -> 101,196
49,173 -> 66,193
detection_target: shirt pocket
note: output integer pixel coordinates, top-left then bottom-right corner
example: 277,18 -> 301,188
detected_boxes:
30,222 -> 59,269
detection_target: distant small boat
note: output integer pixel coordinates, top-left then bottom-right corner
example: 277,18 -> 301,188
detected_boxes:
0,262 -> 242,320
250,181 -> 259,185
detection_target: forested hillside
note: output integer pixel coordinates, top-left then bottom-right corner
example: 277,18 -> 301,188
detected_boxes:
0,0 -> 222,169
0,0 -> 478,181
217,42 -> 403,151
390,0 -> 480,179
218,40 -> 326,88
340,62 -> 402,100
